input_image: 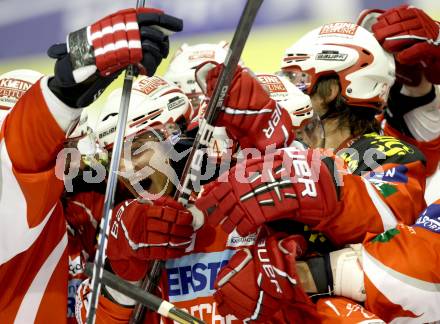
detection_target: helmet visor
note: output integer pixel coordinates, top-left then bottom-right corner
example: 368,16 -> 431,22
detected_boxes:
277,69 -> 312,93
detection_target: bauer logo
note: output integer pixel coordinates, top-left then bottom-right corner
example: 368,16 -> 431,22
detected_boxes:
167,97 -> 186,111
316,52 -> 348,61
319,22 -> 358,36
165,250 -> 235,302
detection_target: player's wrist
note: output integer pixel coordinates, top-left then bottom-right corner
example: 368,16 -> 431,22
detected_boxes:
401,75 -> 433,97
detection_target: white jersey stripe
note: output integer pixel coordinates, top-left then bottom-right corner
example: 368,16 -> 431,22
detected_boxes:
0,140 -> 55,265
14,233 -> 68,323
361,177 -> 398,230
363,249 -> 440,323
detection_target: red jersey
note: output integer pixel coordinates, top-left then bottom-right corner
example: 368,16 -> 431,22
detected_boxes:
312,133 -> 427,247
315,200 -> 440,323
0,79 -> 69,322
0,80 -> 110,323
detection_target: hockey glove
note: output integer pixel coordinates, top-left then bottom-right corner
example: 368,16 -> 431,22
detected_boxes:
196,147 -> 339,237
372,5 -> 440,84
107,197 -> 197,281
214,233 -> 319,322
196,62 -> 295,152
47,8 -> 183,108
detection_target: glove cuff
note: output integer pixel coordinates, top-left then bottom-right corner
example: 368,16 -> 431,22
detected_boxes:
330,244 -> 366,302
68,26 -> 97,83
385,82 -> 436,138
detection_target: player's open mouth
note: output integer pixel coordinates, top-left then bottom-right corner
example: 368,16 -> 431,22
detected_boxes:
138,177 -> 152,192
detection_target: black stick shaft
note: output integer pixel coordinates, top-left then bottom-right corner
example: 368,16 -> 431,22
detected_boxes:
130,0 -> 264,322
87,1 -> 146,322
85,264 -> 204,324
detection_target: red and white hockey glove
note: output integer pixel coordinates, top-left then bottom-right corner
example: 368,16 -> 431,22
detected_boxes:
196,147 -> 339,237
196,62 -> 295,152
47,8 -> 183,108
214,233 -> 318,322
107,197 -> 196,281
372,5 -> 440,84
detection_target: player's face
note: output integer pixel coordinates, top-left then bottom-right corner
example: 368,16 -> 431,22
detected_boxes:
118,131 -> 173,199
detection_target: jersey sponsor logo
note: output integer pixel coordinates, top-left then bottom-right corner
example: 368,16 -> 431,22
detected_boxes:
319,22 -> 358,36
68,278 -> 82,318
365,165 -> 408,197
165,250 -> 235,302
69,254 -> 84,276
315,52 -> 348,61
414,204 -> 440,233
364,134 -> 414,157
175,300 -> 238,323
366,165 -> 408,184
226,229 -> 258,248
339,150 -> 359,173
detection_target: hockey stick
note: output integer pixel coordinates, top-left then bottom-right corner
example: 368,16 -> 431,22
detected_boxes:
84,263 -> 205,324
129,0 -> 264,322
86,1 -> 146,323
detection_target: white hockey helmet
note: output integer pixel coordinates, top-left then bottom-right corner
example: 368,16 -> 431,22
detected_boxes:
280,23 -> 395,112
257,73 -> 313,129
163,41 -> 230,116
0,69 -> 43,123
96,75 -> 192,148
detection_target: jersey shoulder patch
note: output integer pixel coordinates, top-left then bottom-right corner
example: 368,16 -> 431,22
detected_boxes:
338,132 -> 426,174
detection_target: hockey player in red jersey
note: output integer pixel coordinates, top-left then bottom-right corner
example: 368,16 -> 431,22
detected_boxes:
73,72 -> 316,324
0,7 -> 184,323
357,4 -> 440,204
311,198 -> 440,323
193,21 -> 431,322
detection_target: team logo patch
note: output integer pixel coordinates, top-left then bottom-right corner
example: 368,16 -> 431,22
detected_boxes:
364,134 -> 414,157
319,22 -> 358,36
